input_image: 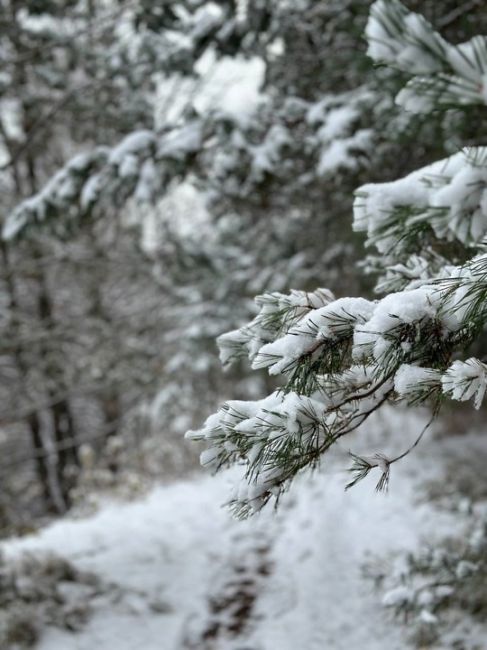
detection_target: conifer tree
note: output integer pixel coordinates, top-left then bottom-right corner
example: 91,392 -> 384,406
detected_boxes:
187,0 -> 487,517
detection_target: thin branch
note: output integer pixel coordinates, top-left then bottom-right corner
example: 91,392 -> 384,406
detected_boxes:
437,0 -> 484,29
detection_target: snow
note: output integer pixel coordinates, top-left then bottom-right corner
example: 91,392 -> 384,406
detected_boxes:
366,1 -> 487,112
305,93 -> 375,177
1,409 -> 467,650
251,124 -> 292,179
394,364 -> 440,399
193,52 -> 266,128
252,296 -> 374,375
354,147 -> 487,254
134,160 -> 159,203
154,75 -> 197,128
366,0 -> 445,74
317,129 -> 373,176
186,390 -> 315,502
315,105 -> 360,140
189,3 -> 225,41
218,288 -> 337,368
16,8 -> 76,37
353,287 -> 438,362
157,121 -> 203,160
447,37 -> 487,83
140,180 -> 210,255
2,147 -> 109,239
108,131 -> 155,166
382,585 -> 413,608
442,358 -> 487,409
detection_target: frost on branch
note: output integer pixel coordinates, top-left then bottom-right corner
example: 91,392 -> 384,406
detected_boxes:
366,0 -> 487,112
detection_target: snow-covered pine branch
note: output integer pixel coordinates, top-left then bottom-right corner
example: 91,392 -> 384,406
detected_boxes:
3,85 -> 377,242
353,147 -> 487,291
2,122 -> 204,240
354,148 -> 487,255
188,0 -> 487,516
188,260 -> 487,516
366,0 -> 487,111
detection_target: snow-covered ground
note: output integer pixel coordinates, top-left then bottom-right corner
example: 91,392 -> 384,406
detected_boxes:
1,409 -> 481,650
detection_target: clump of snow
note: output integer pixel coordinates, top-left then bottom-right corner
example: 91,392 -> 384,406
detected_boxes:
353,287 -> 439,363
193,52 -> 266,128
394,364 -> 441,399
442,358 -> 487,409
382,585 -> 413,608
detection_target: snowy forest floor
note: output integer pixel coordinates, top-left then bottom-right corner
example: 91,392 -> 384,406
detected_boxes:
2,407 -> 487,650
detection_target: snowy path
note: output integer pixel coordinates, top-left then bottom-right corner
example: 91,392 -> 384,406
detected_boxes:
2,413 -> 463,650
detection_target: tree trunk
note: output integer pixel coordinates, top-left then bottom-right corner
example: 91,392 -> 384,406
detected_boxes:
0,242 -> 66,513
36,257 -> 80,507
